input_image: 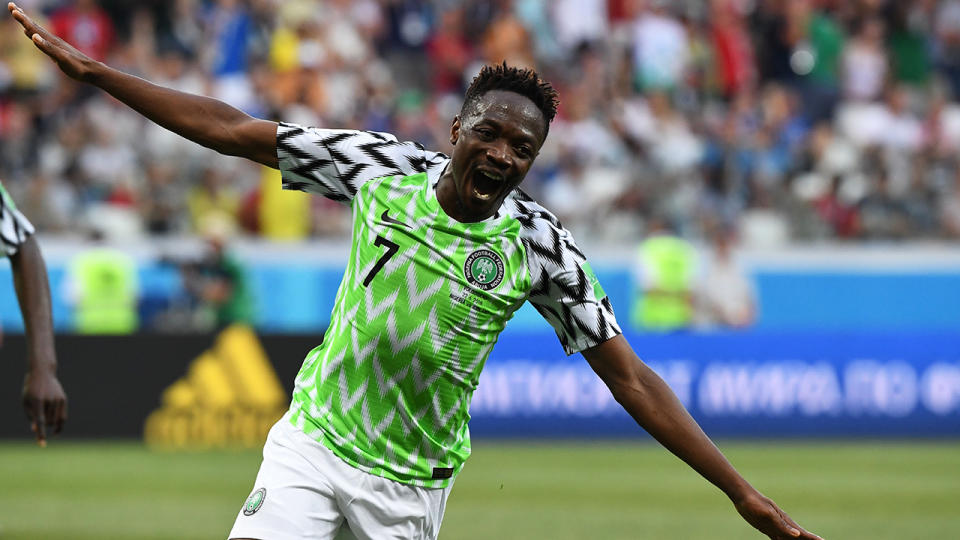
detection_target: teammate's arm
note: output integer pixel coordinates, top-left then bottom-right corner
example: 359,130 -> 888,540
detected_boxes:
10,235 -> 66,446
7,2 -> 278,168
582,335 -> 822,540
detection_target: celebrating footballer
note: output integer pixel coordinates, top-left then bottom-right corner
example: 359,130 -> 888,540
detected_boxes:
9,2 -> 821,539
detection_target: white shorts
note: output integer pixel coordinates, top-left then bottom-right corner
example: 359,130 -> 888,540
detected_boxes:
228,414 -> 453,540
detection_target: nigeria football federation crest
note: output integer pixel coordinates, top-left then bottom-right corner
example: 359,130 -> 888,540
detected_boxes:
464,249 -> 505,291
243,487 -> 266,516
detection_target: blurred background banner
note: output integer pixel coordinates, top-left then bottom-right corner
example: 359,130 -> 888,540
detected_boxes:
0,332 -> 318,440
470,331 -> 960,438
2,242 -> 960,333
1,330 -> 957,440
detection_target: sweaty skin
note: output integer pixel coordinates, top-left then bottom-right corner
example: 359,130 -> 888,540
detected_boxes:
436,90 -> 545,223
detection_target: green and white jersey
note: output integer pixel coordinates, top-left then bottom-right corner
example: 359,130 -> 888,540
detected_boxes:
277,123 -> 621,487
0,181 -> 35,258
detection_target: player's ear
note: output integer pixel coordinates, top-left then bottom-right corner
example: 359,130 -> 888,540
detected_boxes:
450,116 -> 461,145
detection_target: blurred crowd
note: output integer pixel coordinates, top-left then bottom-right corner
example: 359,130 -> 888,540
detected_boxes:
4,0 -> 960,246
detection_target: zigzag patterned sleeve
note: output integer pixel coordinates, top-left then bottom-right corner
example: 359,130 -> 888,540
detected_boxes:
519,203 -> 621,355
0,182 -> 35,257
276,123 -> 431,204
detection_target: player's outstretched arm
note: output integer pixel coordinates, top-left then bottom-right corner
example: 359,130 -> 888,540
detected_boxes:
10,235 -> 66,447
7,2 -> 278,168
582,335 -> 823,540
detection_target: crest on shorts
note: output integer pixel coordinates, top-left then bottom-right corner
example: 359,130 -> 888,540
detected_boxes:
243,487 -> 266,516
464,249 -> 504,291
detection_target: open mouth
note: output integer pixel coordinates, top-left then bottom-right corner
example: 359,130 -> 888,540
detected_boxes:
472,169 -> 504,201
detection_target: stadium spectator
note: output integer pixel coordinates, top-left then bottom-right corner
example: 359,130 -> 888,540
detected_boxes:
696,223 -> 757,329
65,229 -> 140,334
49,0 -> 113,62
180,221 -> 254,330
203,0 -> 258,112
425,7 -> 472,94
813,174 -> 860,239
550,0 -> 608,56
887,1 -> 933,89
858,168 -> 911,240
841,17 -> 888,102
798,2 -> 846,123
140,159 -> 185,236
902,158 -> 940,236
481,0 -> 534,68
247,167 -> 313,240
630,0 -> 689,91
632,216 -> 698,332
187,161 -> 242,235
935,0 -> 960,98
0,178 -> 66,446
0,8 -> 54,93
514,0 -> 561,65
16,170 -> 75,233
4,0 -> 960,246
751,0 -> 797,85
940,163 -> 960,238
542,148 -> 628,240
7,4 -> 822,538
711,0 -> 756,98
0,101 -> 37,183
165,0 -> 204,57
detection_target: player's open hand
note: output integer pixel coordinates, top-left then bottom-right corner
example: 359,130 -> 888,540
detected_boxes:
7,2 -> 98,82
22,368 -> 67,447
733,489 -> 823,540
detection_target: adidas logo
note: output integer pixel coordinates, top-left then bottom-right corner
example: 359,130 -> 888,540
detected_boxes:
143,325 -> 288,449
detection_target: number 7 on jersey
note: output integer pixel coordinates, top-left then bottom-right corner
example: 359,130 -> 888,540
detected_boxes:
363,235 -> 399,287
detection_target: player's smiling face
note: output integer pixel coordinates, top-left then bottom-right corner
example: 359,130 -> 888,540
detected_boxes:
438,90 -> 546,223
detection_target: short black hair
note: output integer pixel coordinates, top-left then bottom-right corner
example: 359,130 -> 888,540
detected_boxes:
461,62 -> 560,138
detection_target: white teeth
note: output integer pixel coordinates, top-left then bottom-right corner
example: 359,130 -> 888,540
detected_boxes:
480,171 -> 502,182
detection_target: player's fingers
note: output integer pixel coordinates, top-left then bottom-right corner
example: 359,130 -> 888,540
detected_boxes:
23,392 -> 42,423
33,407 -> 47,446
30,31 -> 71,68
773,510 -> 799,535
44,399 -> 59,432
30,33 -> 56,58
778,516 -> 801,538
53,398 -> 67,435
9,4 -> 36,31
776,508 -> 820,539
9,5 -> 36,34
11,6 -> 54,45
17,14 -> 40,42
58,399 -> 67,433
758,508 -> 798,539
796,527 -> 822,540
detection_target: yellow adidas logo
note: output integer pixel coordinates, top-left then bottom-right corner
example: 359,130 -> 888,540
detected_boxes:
144,325 -> 287,449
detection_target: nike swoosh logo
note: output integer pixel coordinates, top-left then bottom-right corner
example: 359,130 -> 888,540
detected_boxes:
381,210 -> 411,228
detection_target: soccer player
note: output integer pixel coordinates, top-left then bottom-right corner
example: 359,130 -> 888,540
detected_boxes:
0,179 -> 66,446
8,3 -> 821,539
